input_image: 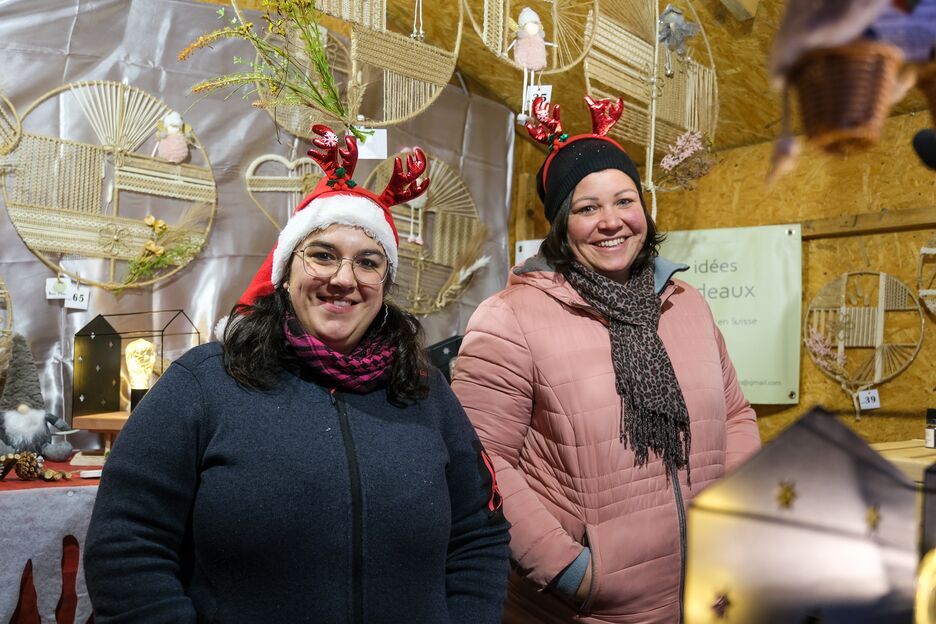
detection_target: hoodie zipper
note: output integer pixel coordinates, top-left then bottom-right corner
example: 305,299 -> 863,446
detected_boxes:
331,391 -> 364,624
670,469 -> 687,624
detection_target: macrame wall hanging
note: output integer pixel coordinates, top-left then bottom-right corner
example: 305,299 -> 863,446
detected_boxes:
0,90 -> 20,157
464,0 -> 597,73
582,0 -> 717,218
311,0 -> 463,127
919,231 -> 936,316
0,80 -> 217,291
364,151 -> 488,315
0,278 -> 11,382
245,152 -> 322,230
804,271 -> 924,419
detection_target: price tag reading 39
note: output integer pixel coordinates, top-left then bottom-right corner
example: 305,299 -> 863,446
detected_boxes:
857,389 -> 881,411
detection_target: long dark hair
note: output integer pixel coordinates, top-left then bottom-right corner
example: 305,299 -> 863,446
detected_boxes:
539,188 -> 665,276
222,278 -> 431,405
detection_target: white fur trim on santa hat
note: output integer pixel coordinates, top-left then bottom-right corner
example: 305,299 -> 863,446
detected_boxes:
271,194 -> 398,286
213,315 -> 230,342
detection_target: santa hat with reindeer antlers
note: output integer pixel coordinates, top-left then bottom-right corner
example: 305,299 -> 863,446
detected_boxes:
526,95 -> 643,224
233,125 -> 430,313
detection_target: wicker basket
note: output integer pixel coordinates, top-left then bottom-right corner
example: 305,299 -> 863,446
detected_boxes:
789,40 -> 903,154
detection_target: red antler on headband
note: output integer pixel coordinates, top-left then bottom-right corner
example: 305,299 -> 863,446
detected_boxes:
378,148 -> 430,208
526,97 -> 564,149
308,124 -> 359,185
585,95 -> 624,137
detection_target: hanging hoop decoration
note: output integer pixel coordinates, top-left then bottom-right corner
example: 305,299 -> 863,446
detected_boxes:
0,278 -> 12,381
255,24 -> 353,140
188,1 -> 461,133
316,0 -> 464,127
582,0 -> 717,215
245,153 -> 322,231
804,271 -> 924,419
0,90 -> 20,157
1,81 -> 217,291
364,151 -> 488,315
919,231 -> 936,315
463,0 -> 598,74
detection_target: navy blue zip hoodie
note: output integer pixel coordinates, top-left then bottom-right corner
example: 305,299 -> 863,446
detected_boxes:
84,342 -> 510,623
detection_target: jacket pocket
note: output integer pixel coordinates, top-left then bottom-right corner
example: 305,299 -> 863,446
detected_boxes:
577,525 -> 601,615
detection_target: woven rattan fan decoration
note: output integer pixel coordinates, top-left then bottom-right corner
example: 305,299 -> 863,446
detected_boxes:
364,152 -> 488,315
1,81 -> 216,290
804,271 -> 924,419
0,278 -> 12,382
583,0 -> 717,218
311,0 -> 463,128
0,90 -> 20,157
463,0 -> 597,73
919,231 -> 936,316
245,153 -> 322,231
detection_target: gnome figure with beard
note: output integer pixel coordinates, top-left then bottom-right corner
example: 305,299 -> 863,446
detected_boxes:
0,334 -> 69,455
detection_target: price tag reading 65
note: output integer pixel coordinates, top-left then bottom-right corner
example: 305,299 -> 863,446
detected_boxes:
63,282 -> 91,310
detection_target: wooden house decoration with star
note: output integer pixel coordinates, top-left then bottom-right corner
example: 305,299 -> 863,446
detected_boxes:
683,407 -> 917,623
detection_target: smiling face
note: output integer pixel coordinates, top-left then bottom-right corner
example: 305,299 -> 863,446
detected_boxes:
285,224 -> 387,354
566,168 -> 647,284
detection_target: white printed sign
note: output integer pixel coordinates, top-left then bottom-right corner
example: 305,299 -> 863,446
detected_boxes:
660,224 -> 802,404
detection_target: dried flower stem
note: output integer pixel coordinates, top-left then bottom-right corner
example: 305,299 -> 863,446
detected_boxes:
180,0 -> 363,139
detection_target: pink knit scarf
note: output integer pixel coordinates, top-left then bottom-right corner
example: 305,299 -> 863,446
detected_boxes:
283,315 -> 396,393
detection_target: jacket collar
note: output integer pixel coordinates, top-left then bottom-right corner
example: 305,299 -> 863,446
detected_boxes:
511,254 -> 689,310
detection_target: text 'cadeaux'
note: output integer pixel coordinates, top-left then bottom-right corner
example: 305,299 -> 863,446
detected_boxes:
696,284 -> 756,300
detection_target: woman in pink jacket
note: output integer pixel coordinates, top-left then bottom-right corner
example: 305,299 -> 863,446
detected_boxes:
451,96 -> 761,624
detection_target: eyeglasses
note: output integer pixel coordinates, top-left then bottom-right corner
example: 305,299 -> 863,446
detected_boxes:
293,245 -> 389,285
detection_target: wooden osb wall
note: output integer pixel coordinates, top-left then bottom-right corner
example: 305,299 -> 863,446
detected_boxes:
512,112 -> 936,444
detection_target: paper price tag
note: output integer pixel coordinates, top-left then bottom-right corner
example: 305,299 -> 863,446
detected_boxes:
515,239 -> 543,264
352,128 -> 387,160
524,84 -> 553,112
45,276 -> 71,300
63,282 -> 91,310
857,389 -> 881,411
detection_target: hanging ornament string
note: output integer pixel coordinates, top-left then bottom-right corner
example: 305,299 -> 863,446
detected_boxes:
411,0 -> 424,40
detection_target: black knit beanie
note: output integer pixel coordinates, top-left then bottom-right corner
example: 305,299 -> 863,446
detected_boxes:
536,137 -> 643,223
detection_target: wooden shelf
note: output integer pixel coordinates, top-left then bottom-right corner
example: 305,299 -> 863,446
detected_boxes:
871,439 -> 936,484
71,411 -> 129,432
72,411 -> 130,453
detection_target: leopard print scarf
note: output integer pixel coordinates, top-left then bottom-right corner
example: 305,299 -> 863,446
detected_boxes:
565,260 -> 691,479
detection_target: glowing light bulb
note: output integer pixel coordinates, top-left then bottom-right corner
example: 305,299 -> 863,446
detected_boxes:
125,339 -> 156,390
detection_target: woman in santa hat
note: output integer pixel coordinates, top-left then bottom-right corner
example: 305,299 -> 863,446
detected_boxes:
84,125 -> 510,624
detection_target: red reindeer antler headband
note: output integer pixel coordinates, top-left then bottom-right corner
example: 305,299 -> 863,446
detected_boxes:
526,94 -> 626,185
230,126 -> 431,318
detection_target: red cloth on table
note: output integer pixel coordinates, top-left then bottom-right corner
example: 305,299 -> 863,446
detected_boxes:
0,461 -> 99,492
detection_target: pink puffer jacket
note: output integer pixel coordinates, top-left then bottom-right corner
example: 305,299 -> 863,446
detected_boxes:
452,258 -> 760,624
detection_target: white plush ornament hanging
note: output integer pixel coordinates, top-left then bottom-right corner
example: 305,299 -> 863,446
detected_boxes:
156,111 -> 191,163
405,192 -> 428,245
507,7 -> 556,121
